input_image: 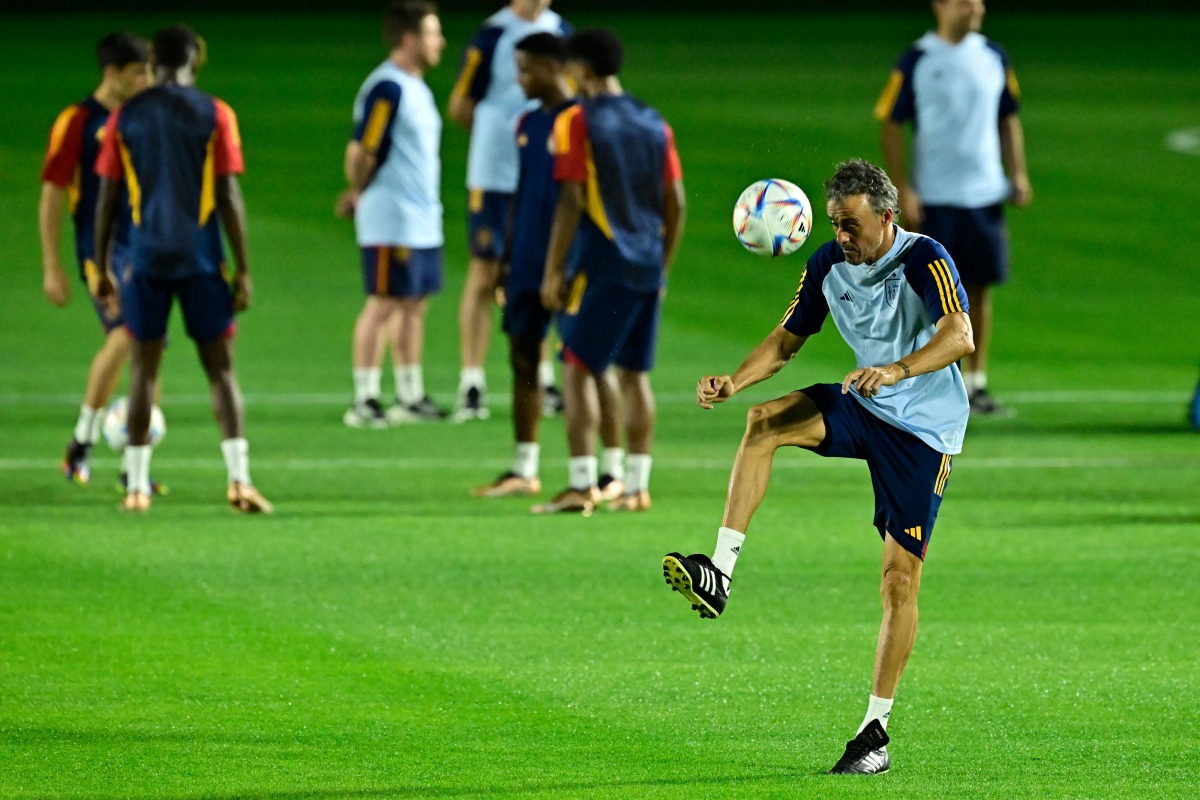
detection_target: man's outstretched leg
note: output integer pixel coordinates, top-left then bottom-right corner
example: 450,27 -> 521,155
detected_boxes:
662,391 -> 826,618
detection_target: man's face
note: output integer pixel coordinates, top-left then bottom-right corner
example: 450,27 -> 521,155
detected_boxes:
109,61 -> 152,101
515,51 -> 556,101
934,0 -> 985,35
827,194 -> 892,266
415,14 -> 446,68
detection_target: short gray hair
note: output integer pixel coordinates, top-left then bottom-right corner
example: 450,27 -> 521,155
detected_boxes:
823,159 -> 900,217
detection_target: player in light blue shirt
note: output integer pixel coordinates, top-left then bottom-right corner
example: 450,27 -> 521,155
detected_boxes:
876,0 -> 1032,417
661,160 -> 974,776
448,0 -> 570,421
337,1 -> 448,429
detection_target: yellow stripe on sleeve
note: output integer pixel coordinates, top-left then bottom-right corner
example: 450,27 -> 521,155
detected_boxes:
47,106 -> 81,159
935,259 -> 963,313
199,132 -> 217,225
1006,68 -> 1021,100
928,261 -> 952,316
117,136 -> 142,227
450,48 -> 483,101
362,99 -> 394,152
873,70 -> 905,122
780,268 -> 807,324
553,104 -> 581,157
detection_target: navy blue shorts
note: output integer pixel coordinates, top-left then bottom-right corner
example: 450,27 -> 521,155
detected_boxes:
802,383 -> 955,560
360,246 -> 443,298
467,189 -> 512,260
121,270 -> 235,343
557,273 -> 660,374
921,204 -> 1008,286
503,288 -> 553,342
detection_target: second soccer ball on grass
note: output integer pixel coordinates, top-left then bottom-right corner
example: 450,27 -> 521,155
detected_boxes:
733,178 -> 813,258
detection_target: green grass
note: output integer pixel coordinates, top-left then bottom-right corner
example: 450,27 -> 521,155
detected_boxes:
2,11 -> 1199,799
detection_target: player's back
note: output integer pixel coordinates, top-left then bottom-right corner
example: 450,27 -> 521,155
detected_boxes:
112,85 -> 231,278
580,94 -> 671,278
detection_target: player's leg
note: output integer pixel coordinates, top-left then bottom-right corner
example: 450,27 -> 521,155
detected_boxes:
606,368 -> 653,511
596,369 -> 625,501
874,533 -> 924,700
473,328 -> 543,497
348,246 -> 406,427
455,191 -> 509,421
387,248 -> 447,423
539,336 -> 563,418
662,390 -> 828,619
955,205 -> 1011,416
964,282 -> 991,381
64,324 -> 130,484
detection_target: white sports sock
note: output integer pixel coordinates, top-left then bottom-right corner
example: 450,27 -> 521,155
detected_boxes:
125,445 -> 153,495
567,455 -> 597,490
459,366 -> 486,392
538,359 -> 556,389
354,368 -> 381,403
858,694 -> 894,733
601,447 -> 625,481
711,526 -> 745,579
626,454 -> 652,493
73,405 -> 100,445
964,371 -> 987,394
221,438 -> 251,486
513,442 -> 540,480
395,364 -> 424,405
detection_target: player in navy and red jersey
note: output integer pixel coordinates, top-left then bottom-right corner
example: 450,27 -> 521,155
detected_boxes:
39,31 -> 151,486
532,28 -> 686,515
94,24 -> 271,514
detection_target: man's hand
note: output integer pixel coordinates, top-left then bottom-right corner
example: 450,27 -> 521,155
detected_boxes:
43,265 -> 70,307
540,271 -> 564,313
93,269 -> 120,318
1010,174 -> 1033,207
233,272 -> 253,312
842,363 -> 904,398
334,189 -> 358,219
697,375 -> 735,409
898,184 -> 922,231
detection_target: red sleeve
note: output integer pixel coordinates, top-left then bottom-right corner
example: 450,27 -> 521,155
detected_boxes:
552,105 -> 588,184
662,122 -> 682,183
94,111 -> 124,180
213,100 -> 245,176
40,106 -> 86,186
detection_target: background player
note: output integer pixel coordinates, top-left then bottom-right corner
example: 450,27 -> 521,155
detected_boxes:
471,32 -> 626,500
876,0 -> 1032,416
39,31 -> 150,485
662,160 -> 973,774
533,27 -> 685,515
94,23 -> 270,514
339,1 -> 448,428
447,0 -> 569,422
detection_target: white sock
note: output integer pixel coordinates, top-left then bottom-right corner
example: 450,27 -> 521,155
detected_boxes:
513,442 -> 540,480
221,438 -> 251,486
711,526 -> 745,579
568,455 -> 597,490
601,447 -> 625,481
626,454 -> 652,493
354,368 -> 381,403
74,405 -> 101,445
964,371 -> 987,394
459,366 -> 486,392
858,694 -> 894,733
395,364 -> 424,405
125,445 -> 153,495
538,360 -> 556,389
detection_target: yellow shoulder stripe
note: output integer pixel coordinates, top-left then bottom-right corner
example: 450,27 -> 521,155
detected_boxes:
1006,67 -> 1021,100
780,268 -> 807,325
362,98 -> 394,152
874,70 -> 904,122
451,47 -> 483,101
553,104 -> 582,156
47,106 -> 82,158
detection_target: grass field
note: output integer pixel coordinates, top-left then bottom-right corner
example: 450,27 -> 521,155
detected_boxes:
1,10 -> 1199,799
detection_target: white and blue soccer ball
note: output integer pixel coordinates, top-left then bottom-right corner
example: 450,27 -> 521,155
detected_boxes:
102,396 -> 166,451
733,178 -> 813,258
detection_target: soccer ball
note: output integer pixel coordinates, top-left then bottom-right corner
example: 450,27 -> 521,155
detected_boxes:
733,178 -> 813,257
102,397 -> 166,451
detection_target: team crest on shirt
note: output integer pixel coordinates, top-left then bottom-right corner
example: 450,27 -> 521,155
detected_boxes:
517,133 -> 528,147
885,274 -> 902,308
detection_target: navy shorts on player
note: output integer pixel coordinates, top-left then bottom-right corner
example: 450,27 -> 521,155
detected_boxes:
467,189 -> 511,261
922,203 -> 1009,286
801,383 -> 955,560
558,274 -> 660,374
360,246 -> 443,298
121,271 -> 235,343
503,288 -> 553,342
